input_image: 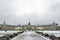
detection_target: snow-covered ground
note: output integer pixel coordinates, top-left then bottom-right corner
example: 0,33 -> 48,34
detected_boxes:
0,30 -> 20,37
0,30 -> 60,40
38,30 -> 60,37
11,31 -> 51,40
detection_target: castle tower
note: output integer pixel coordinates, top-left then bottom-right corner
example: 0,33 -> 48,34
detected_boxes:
28,21 -> 31,25
52,21 -> 58,26
53,21 -> 55,25
3,21 -> 5,25
3,20 -> 6,27
28,18 -> 31,25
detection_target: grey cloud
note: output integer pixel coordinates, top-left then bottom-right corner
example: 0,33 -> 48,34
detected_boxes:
44,3 -> 60,25
0,0 -> 60,25
0,0 -> 17,25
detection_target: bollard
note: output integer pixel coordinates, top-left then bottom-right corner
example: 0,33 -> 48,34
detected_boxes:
49,35 -> 55,39
3,36 -> 9,40
13,33 -> 18,36
43,33 -> 49,37
49,35 -> 60,40
52,37 -> 59,40
17,31 -> 24,34
6,34 -> 15,38
35,31 -> 43,34
9,34 -> 15,38
58,37 -> 60,40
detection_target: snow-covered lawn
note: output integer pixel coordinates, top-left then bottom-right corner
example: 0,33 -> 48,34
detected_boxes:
38,30 -> 60,37
0,30 -> 60,38
0,30 -> 21,36
11,31 -> 51,40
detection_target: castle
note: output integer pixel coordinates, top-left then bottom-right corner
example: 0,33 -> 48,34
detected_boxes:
0,21 -> 59,31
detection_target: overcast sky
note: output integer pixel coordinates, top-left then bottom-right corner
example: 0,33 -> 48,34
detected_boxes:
0,0 -> 60,25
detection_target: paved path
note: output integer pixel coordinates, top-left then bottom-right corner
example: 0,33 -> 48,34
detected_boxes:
11,31 -> 51,40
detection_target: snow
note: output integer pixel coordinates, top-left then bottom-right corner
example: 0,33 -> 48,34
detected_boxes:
0,35 -> 5,37
0,30 -> 21,36
38,30 -> 60,37
23,31 -> 36,34
0,30 -> 21,39
0,30 -> 60,40
11,31 -> 51,40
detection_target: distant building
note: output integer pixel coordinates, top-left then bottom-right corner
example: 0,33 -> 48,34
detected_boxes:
0,21 -> 59,31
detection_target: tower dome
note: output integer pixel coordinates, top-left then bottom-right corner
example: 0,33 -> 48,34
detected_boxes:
52,21 -> 58,26
28,22 -> 31,25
